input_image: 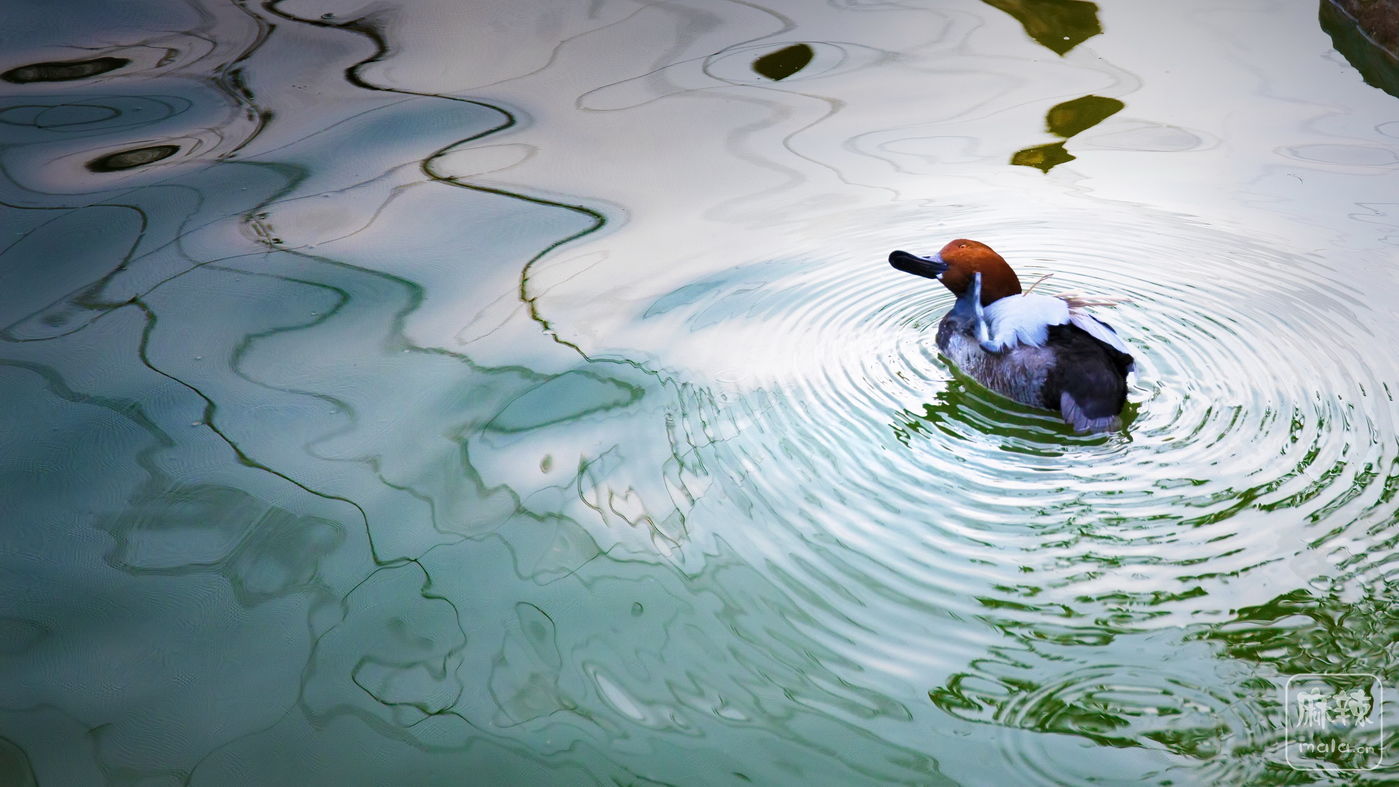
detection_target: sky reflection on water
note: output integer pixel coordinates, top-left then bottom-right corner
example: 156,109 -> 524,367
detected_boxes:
2,0 -> 1398,784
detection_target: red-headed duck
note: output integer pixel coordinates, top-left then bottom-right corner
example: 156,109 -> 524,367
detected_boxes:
888,239 -> 1134,432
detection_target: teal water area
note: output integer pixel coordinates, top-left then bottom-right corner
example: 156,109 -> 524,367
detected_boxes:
3,0 -> 1398,784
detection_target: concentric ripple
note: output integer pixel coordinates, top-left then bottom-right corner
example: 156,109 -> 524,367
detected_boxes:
620,202 -> 1398,764
932,655 -> 1277,786
579,200 -> 1399,782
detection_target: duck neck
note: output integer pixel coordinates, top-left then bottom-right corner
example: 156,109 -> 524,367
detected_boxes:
948,272 -> 991,343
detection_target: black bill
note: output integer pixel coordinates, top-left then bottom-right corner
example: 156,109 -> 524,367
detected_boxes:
888,249 -> 947,279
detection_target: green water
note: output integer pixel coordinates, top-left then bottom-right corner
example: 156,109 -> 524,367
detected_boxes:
2,0 -> 1398,784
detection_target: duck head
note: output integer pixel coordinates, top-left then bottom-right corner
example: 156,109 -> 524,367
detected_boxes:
888,239 -> 1023,306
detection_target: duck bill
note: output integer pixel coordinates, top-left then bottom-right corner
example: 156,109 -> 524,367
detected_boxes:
888,250 -> 948,279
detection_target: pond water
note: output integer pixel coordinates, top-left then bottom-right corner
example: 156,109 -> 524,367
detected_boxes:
3,0 -> 1398,784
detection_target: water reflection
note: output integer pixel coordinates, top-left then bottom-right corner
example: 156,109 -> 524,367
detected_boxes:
1320,0 -> 1399,98
0,736 -> 37,787
1013,95 -> 1125,172
2,57 -> 130,83
752,43 -> 816,81
87,143 -> 181,171
3,0 -> 1398,783
1046,95 -> 1125,137
980,0 -> 1103,55
1010,141 -> 1076,173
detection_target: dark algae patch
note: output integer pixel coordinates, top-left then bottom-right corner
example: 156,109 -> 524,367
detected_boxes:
1045,95 -> 1124,138
752,44 -> 814,81
87,144 -> 180,172
3,56 -> 129,83
1012,95 -> 1123,172
980,0 -> 1102,55
1011,141 -> 1076,172
1321,0 -> 1399,98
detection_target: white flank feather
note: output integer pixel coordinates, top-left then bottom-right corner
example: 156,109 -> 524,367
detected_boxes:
982,293 -> 1069,350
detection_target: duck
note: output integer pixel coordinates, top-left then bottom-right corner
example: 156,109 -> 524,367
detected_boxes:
888,239 -> 1134,432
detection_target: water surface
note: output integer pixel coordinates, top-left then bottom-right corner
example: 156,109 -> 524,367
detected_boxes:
3,0 -> 1398,784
